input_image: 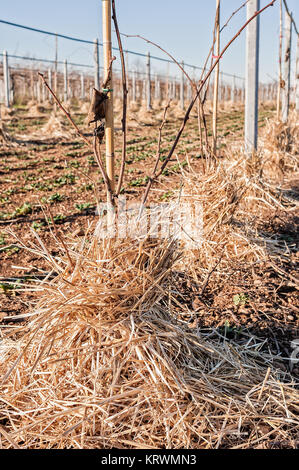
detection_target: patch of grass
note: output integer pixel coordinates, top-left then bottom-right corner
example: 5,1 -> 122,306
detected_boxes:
69,160 -> 81,169
54,174 -> 76,187
32,221 -> 47,231
75,202 -> 93,212
128,177 -> 149,187
160,191 -> 174,201
48,193 -> 63,203
14,202 -> 32,217
50,214 -> 66,225
87,156 -> 97,167
233,293 -> 249,307
16,153 -> 30,160
80,183 -> 94,192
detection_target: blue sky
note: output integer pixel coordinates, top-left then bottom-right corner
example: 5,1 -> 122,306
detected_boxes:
1,0 -> 298,86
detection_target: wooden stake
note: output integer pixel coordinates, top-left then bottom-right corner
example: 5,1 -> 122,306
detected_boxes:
102,0 -> 115,196
245,0 -> 260,153
277,0 -> 283,119
296,33 -> 299,112
94,38 -> 100,89
212,0 -> 220,155
281,10 -> 292,123
3,51 -> 10,108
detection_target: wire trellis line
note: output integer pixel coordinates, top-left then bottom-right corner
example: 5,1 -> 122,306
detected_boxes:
0,18 -> 245,80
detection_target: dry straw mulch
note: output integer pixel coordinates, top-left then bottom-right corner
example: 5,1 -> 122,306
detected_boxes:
0,116 -> 298,449
0,234 -> 298,449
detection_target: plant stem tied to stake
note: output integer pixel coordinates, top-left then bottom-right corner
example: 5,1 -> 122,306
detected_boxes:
102,0 -> 115,228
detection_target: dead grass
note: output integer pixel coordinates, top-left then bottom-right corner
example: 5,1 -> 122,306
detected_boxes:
0,227 -> 298,449
0,113 -> 298,449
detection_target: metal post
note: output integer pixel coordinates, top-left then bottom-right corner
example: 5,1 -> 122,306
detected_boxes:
94,38 -> 100,89
281,12 -> 292,123
41,78 -> 45,102
146,52 -> 152,110
180,61 -> 184,109
212,0 -> 220,155
232,75 -> 236,103
296,33 -> 299,112
48,69 -> 52,101
37,78 -> 41,103
81,73 -> 85,100
30,68 -> 34,100
125,51 -> 129,79
64,59 -> 68,102
155,73 -> 159,101
220,72 -> 224,102
245,0 -> 260,153
187,79 -> 192,102
3,51 -> 10,108
132,69 -> 136,102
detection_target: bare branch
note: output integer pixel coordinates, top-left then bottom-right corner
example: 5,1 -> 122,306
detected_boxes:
283,0 -> 298,35
120,32 -> 196,91
38,72 -> 92,149
220,1 -> 250,34
139,0 -> 277,210
112,0 -> 128,197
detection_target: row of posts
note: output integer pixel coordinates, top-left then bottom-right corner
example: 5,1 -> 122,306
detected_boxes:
245,0 -> 299,152
1,0 -> 299,157
1,50 -> 285,108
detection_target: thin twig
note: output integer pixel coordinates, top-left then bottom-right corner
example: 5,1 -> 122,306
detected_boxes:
139,101 -> 171,213
282,0 -> 298,35
220,0 -> 250,33
38,72 -> 92,149
112,0 -> 128,197
44,205 -> 75,269
139,0 -> 277,210
102,56 -> 117,90
39,72 -> 113,204
93,133 -> 114,207
120,33 -> 196,92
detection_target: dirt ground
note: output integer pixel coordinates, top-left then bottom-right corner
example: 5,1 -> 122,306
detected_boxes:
0,99 -> 298,376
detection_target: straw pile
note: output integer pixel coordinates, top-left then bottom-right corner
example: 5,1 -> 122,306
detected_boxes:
40,113 -> 73,139
80,102 -> 90,114
137,106 -> 158,126
26,104 -> 46,117
262,111 -> 299,156
0,117 -> 298,449
0,106 -> 14,120
0,122 -> 14,145
0,225 -> 298,449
